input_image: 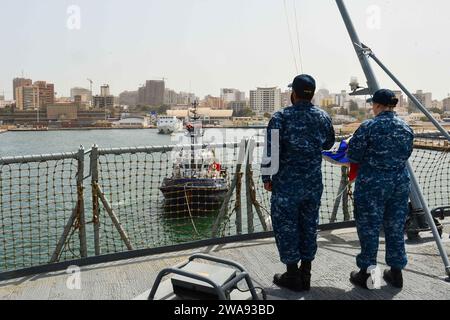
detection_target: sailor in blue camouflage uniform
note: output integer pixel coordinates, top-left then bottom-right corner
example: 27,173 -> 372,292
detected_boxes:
348,89 -> 415,289
262,75 -> 335,292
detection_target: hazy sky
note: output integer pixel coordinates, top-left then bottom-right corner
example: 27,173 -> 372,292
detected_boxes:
1,0 -> 450,100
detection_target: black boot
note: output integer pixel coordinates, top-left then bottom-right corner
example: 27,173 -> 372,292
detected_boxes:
350,269 -> 370,289
383,268 -> 403,289
299,261 -> 312,291
273,264 -> 305,292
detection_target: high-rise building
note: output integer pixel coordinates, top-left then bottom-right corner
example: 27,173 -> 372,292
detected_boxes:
177,92 -> 197,105
13,78 -> 32,100
71,87 -> 92,103
15,86 -> 39,110
33,81 -> 55,107
138,87 -> 146,106
164,89 -> 178,106
410,90 -> 432,111
119,91 -> 138,106
250,87 -> 282,116
138,80 -> 165,106
220,89 -> 246,104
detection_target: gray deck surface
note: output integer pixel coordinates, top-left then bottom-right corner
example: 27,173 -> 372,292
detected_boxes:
1,222 -> 449,300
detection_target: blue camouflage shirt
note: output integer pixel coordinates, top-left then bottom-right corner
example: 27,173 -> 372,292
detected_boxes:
348,111 -> 414,172
262,101 -> 335,185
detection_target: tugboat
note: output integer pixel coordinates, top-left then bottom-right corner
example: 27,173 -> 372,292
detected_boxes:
159,102 -> 229,216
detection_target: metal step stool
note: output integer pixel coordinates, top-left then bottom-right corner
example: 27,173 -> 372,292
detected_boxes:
147,254 -> 262,300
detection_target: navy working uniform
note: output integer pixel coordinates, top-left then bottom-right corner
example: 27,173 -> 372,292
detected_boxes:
348,103 -> 414,270
262,100 -> 335,265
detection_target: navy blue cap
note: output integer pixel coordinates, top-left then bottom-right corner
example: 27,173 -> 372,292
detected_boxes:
367,89 -> 399,106
288,74 -> 316,98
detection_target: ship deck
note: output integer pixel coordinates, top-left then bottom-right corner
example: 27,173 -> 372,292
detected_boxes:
1,222 -> 449,300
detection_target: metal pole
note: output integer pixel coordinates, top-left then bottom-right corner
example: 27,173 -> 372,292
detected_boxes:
336,0 -> 450,278
342,166 -> 350,221
50,206 -> 78,263
366,52 -> 450,142
96,183 -> 134,251
77,146 -> 88,258
245,139 -> 255,234
407,162 -> 450,278
91,145 -> 101,256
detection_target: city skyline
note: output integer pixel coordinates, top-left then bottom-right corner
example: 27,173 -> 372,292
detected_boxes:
1,0 -> 450,100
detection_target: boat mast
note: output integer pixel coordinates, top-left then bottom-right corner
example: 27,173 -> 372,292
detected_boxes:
189,100 -> 201,177
336,0 -> 450,278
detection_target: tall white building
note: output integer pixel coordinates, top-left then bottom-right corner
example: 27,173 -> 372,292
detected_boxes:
250,87 -> 281,116
100,85 -> 110,97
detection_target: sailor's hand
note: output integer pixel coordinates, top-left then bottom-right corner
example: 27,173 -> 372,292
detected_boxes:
264,182 -> 273,192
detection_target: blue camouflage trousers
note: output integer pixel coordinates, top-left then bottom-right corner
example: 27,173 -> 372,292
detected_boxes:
354,168 -> 410,270
271,187 -> 322,265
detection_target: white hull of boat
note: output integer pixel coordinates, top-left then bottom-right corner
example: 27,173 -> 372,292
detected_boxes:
157,118 -> 183,135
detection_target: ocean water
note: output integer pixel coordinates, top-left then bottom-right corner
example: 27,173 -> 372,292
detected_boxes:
0,128 -> 266,157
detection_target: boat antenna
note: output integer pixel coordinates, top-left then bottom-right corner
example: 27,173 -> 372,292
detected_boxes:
187,100 -> 201,176
293,0 -> 304,73
283,0 -> 299,73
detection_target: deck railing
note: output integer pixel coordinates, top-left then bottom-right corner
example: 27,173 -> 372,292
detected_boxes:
0,138 -> 449,276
